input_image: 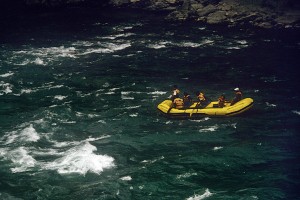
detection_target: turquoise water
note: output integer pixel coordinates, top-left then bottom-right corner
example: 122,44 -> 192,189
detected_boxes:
0,8 -> 299,200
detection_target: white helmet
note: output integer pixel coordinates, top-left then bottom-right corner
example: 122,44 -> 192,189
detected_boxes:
234,88 -> 239,91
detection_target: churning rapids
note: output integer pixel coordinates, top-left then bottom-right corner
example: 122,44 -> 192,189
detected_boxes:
0,8 -> 299,200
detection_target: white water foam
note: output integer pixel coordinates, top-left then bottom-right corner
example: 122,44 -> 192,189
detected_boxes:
141,156 -> 164,164
120,176 -> 132,181
72,41 -> 94,47
110,33 -> 135,38
8,41 -> 131,66
0,72 -> 14,77
121,91 -> 142,95
223,123 -> 237,129
43,142 -> 115,175
224,39 -> 249,50
226,46 -> 241,50
81,48 -> 112,54
121,95 -> 134,100
3,124 -> 40,144
121,105 -> 141,110
261,76 -> 281,83
87,114 -> 99,118
292,110 -> 300,115
21,89 -> 33,94
0,81 -> 13,94
112,25 -> 134,32
0,134 -> 113,175
35,46 -> 76,58
236,40 -> 248,45
265,102 -> 277,107
179,42 -> 202,48
213,146 -> 223,151
186,189 -> 213,200
104,43 -> 131,52
147,41 -> 170,49
34,57 -> 46,65
177,172 -> 197,179
199,125 -> 218,133
147,44 -> 166,49
54,95 -> 67,101
104,91 -> 115,95
102,82 -> 110,88
121,90 -> 136,99
7,147 -> 37,173
148,91 -> 167,95
8,46 -> 78,66
190,117 -> 210,122
52,135 -> 111,148
129,113 -> 138,117
19,124 -> 40,142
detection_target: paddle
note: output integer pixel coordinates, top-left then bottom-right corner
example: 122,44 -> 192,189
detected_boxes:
190,101 -> 200,117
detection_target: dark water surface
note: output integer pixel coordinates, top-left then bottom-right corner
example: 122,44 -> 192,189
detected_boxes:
0,8 -> 299,200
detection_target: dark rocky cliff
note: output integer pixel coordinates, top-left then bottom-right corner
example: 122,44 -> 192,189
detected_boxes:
2,0 -> 300,29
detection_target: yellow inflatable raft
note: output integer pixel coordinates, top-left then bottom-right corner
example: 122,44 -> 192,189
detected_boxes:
157,98 -> 254,118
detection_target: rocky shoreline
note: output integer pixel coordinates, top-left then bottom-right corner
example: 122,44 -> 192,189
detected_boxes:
3,0 -> 300,29
107,0 -> 300,29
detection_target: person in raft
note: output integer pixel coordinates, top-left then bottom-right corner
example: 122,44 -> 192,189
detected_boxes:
183,92 -> 193,108
170,85 -> 180,101
196,91 -> 209,108
230,88 -> 243,105
218,94 -> 226,108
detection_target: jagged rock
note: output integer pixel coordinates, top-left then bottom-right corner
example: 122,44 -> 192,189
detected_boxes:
218,2 -> 232,11
255,21 -> 273,28
166,10 -> 189,21
196,16 -> 207,22
206,10 -> 227,24
191,2 -> 204,11
146,0 -> 182,11
187,2 -> 204,17
165,0 -> 177,3
108,0 -> 130,6
196,4 -> 217,17
275,11 -> 300,25
235,12 -> 258,23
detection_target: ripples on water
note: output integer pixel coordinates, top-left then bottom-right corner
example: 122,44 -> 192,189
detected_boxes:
0,9 -> 299,199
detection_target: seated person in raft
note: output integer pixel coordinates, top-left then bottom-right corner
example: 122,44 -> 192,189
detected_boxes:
196,91 -> 209,108
172,92 -> 192,109
218,94 -> 226,108
183,92 -> 192,108
170,85 -> 180,101
230,88 -> 243,106
173,98 -> 184,109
